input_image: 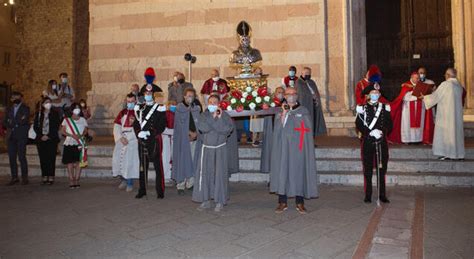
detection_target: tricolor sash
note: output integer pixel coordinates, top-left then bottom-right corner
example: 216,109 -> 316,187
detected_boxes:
65,117 -> 88,168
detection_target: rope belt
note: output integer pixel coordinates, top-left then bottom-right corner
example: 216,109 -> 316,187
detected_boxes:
199,142 -> 227,191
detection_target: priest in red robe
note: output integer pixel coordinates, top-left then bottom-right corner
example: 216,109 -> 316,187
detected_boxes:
388,72 -> 434,144
355,65 -> 388,105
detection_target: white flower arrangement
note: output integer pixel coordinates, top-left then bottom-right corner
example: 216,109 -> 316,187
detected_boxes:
263,96 -> 270,102
230,98 -> 237,104
270,102 -> 276,107
242,92 -> 248,98
255,96 -> 262,103
245,86 -> 253,93
249,102 -> 256,110
227,106 -> 233,111
240,97 -> 246,103
251,91 -> 258,97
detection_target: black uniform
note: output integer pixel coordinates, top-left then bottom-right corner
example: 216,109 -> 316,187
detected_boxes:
134,103 -> 166,199
356,101 -> 392,203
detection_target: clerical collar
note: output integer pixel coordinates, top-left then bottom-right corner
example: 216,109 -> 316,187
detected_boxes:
368,101 -> 378,106
410,80 -> 416,86
145,101 -> 155,106
288,103 -> 300,110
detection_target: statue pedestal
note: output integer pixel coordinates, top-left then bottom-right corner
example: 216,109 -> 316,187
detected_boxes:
226,75 -> 268,92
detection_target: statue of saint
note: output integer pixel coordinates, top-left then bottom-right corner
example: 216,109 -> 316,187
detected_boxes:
229,21 -> 262,66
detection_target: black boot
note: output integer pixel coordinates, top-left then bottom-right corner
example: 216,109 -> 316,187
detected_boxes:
6,178 -> 19,186
157,193 -> 164,199
379,172 -> 389,203
364,173 -> 372,203
135,189 -> 147,199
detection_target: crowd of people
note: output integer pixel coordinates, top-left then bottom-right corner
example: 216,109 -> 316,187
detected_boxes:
2,64 -> 466,212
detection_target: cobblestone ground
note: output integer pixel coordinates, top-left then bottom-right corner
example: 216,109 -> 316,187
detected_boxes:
0,177 -> 472,258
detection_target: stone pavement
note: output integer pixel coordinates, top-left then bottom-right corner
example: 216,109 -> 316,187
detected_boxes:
0,177 -> 472,259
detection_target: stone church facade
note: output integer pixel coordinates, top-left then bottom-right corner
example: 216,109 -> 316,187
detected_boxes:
10,0 -> 474,136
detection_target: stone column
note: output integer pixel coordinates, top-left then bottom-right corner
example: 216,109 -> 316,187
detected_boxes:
452,0 -> 474,113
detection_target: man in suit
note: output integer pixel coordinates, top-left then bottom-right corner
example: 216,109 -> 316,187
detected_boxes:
3,92 -> 30,185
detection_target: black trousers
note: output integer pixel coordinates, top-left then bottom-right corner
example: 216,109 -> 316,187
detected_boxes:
37,140 -> 58,177
362,139 -> 388,198
138,141 -> 164,196
8,136 -> 28,179
279,195 -> 304,205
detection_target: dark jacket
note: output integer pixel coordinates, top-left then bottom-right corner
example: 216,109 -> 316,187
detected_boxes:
33,109 -> 61,142
3,103 -> 30,140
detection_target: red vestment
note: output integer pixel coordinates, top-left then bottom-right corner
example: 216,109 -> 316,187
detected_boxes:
200,78 -> 229,95
282,76 -> 298,88
387,81 -> 434,144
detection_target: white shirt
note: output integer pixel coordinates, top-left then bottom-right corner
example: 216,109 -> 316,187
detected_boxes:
62,117 -> 88,146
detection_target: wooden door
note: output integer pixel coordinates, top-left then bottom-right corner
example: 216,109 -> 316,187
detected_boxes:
366,0 -> 453,99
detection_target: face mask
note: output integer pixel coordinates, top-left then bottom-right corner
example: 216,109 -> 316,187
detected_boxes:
419,74 -> 426,81
212,77 -> 219,81
288,71 -> 296,77
73,108 -> 81,115
52,84 -> 57,89
43,103 -> 52,110
173,76 -> 178,82
80,103 -> 86,108
126,102 -> 135,110
286,95 -> 297,103
303,75 -> 311,81
169,105 -> 176,112
177,78 -> 185,84
61,78 -> 68,84
207,105 -> 218,113
144,95 -> 153,102
276,93 -> 283,100
369,93 -> 380,102
185,96 -> 194,104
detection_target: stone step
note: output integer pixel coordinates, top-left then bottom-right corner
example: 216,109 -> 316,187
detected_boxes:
23,145 -> 474,160
0,165 -> 471,187
2,154 -> 473,173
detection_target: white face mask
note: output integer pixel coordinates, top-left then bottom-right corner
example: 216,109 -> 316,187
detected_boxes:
43,103 -> 52,110
212,76 -> 219,82
207,105 -> 218,113
61,78 -> 68,84
173,76 -> 178,82
52,84 -> 57,90
73,108 -> 81,115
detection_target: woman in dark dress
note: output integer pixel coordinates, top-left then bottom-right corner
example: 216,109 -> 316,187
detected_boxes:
33,97 -> 61,185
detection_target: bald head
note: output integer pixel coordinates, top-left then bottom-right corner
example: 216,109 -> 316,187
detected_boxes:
445,68 -> 457,79
211,69 -> 220,78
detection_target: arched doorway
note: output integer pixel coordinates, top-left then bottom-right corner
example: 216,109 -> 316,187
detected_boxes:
366,0 -> 454,99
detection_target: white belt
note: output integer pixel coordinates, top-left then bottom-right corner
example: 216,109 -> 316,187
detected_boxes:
199,142 -> 226,191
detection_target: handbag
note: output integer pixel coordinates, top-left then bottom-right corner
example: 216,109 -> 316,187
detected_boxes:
28,125 -> 36,139
28,113 -> 38,140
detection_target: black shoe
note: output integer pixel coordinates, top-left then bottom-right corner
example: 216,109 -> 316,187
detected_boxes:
177,189 -> 185,195
157,193 -> 164,199
6,178 -> 19,186
364,197 -> 372,203
380,197 -> 390,203
135,191 -> 147,199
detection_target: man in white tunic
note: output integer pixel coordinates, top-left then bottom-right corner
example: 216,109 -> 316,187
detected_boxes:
112,94 -> 140,192
421,68 -> 465,160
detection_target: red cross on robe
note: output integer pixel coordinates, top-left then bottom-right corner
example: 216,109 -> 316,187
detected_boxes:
294,120 -> 310,152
